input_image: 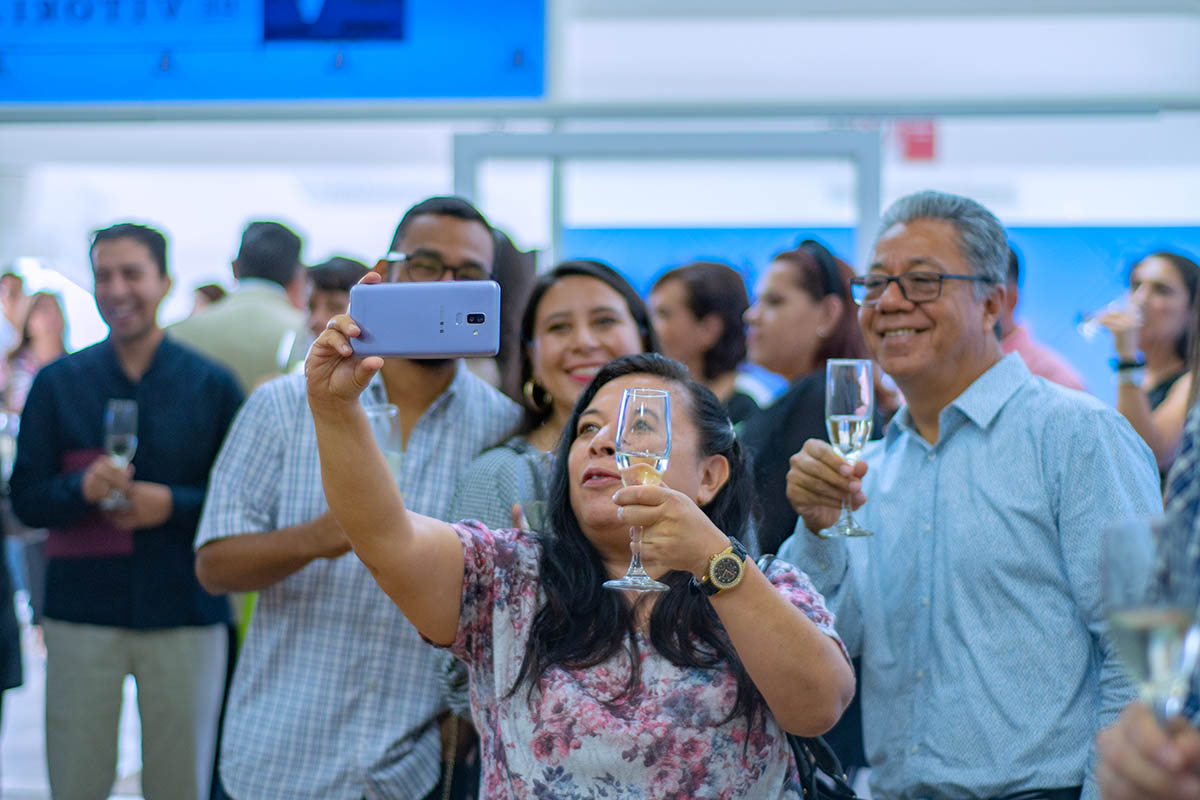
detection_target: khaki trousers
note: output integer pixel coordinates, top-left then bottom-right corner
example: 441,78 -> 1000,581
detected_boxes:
43,619 -> 227,800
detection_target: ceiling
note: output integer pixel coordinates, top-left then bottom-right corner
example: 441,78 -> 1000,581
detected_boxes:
571,0 -> 1200,17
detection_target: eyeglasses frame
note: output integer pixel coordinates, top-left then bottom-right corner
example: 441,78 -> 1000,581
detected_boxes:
849,271 -> 998,307
382,251 -> 490,283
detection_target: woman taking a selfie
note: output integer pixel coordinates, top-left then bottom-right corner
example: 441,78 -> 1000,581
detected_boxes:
307,309 -> 853,798
450,260 -> 655,532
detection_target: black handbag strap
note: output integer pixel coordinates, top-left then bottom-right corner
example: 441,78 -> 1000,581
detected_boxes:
788,733 -> 859,799
759,554 -> 859,799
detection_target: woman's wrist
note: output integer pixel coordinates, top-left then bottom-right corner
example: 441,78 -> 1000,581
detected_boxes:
690,530 -> 733,579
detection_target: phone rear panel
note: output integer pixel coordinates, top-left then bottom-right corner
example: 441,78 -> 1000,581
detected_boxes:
348,281 -> 501,359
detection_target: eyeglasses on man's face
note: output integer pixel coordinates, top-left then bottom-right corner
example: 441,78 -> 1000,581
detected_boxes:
383,251 -> 490,283
849,271 -> 997,306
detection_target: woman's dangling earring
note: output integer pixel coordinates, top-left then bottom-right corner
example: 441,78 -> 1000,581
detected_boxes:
523,379 -> 552,414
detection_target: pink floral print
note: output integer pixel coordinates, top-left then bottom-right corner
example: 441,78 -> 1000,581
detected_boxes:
444,521 -> 846,800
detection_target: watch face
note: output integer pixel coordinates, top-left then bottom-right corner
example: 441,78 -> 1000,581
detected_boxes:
711,555 -> 742,587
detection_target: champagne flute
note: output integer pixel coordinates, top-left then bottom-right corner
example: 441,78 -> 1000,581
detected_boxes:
1103,515 -> 1200,722
1077,291 -> 1142,341
823,359 -> 874,538
100,399 -> 138,510
604,388 -> 671,593
365,403 -> 403,479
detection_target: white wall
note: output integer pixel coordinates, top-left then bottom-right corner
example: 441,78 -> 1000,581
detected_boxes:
2,111 -> 1199,347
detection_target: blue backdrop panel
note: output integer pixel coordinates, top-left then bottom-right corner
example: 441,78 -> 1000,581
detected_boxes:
0,0 -> 543,101
562,225 -> 1200,406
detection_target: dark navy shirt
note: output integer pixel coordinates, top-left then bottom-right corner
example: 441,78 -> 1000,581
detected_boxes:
11,335 -> 243,629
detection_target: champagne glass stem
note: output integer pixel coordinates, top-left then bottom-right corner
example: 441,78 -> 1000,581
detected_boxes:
820,498 -> 854,538
627,525 -> 647,575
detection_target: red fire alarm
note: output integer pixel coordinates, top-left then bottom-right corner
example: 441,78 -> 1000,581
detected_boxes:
896,120 -> 936,161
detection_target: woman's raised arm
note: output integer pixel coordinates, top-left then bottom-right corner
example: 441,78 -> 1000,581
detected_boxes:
305,306 -> 466,645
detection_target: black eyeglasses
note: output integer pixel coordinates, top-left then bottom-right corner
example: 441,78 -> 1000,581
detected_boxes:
850,272 -> 997,306
383,251 -> 489,283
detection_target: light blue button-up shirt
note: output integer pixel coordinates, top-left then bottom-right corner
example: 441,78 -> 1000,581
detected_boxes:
781,353 -> 1161,800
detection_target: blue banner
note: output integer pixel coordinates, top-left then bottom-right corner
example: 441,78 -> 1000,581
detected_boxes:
0,0 -> 543,101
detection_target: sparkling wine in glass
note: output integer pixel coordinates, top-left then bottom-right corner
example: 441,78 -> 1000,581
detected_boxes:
100,399 -> 138,510
604,388 -> 672,593
1103,516 -> 1200,722
823,359 -> 874,538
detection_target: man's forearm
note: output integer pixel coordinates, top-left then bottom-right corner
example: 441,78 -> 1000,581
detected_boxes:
195,514 -> 346,593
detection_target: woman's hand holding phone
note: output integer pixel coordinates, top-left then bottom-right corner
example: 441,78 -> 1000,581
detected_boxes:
306,272 -> 384,410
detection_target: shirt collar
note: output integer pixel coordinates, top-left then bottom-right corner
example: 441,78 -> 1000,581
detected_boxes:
886,352 -> 1031,443
948,352 -> 1031,429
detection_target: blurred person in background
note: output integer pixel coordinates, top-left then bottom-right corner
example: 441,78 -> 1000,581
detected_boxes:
450,259 -> 656,533
738,239 -> 881,780
649,261 -> 766,426
11,222 -> 243,800
0,271 -> 29,355
304,256 -> 369,340
0,511 -> 20,753
2,291 -> 68,413
740,240 -> 888,557
170,220 -> 307,392
1097,250 -> 1200,476
190,284 -> 227,317
999,246 -> 1087,391
0,291 -> 68,632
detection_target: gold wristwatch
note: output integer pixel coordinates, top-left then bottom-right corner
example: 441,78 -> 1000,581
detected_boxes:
691,538 -> 749,597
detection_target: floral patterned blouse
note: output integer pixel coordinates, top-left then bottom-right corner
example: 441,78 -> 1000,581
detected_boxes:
442,521 -> 847,800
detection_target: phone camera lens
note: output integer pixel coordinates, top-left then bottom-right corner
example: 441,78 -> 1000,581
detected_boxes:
466,313 -> 485,324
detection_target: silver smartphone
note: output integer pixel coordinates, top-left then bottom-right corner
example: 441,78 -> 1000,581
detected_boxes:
348,280 -> 501,359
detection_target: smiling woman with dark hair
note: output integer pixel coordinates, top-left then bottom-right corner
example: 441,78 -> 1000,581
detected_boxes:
449,259 -> 655,532
306,308 -> 853,800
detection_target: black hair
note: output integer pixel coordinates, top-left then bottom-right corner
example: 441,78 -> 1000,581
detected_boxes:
770,241 -> 868,366
194,283 -> 227,304
651,261 -> 749,381
308,257 -> 369,294
517,260 -> 659,433
797,239 -> 842,300
510,353 -> 763,729
1130,250 -> 1200,362
389,196 -> 492,251
236,221 -> 303,288
91,223 -> 169,276
1006,244 -> 1021,287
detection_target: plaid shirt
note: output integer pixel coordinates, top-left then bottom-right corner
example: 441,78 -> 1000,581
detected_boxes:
1164,402 -> 1200,724
195,368 -> 519,800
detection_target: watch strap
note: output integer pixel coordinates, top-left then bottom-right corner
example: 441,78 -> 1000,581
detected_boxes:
691,537 -> 749,596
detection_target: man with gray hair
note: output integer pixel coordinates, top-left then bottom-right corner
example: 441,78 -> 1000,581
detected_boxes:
782,190 -> 1161,799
